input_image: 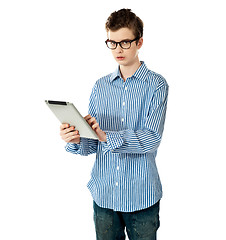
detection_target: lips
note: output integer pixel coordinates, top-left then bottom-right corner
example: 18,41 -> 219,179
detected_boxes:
116,56 -> 125,60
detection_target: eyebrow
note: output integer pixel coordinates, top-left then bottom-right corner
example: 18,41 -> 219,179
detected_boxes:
109,38 -> 132,42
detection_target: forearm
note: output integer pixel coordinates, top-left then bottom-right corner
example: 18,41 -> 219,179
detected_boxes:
104,128 -> 162,154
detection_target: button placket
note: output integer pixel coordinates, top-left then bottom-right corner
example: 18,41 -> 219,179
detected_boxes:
113,159 -> 120,211
115,159 -> 120,186
121,83 -> 128,128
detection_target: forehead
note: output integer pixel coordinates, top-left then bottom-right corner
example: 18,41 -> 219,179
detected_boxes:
107,28 -> 135,41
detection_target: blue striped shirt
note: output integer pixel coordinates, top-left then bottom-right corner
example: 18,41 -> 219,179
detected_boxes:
65,62 -> 168,212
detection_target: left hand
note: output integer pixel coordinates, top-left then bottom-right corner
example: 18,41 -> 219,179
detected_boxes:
84,114 -> 107,142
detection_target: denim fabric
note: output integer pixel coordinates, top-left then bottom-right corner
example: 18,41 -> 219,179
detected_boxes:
93,201 -> 160,240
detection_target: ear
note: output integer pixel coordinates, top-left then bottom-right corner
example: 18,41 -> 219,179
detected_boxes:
137,37 -> 143,49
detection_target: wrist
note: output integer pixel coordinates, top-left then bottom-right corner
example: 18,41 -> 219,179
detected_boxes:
100,131 -> 107,142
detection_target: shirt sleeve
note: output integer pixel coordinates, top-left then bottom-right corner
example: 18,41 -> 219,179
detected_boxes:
65,138 -> 98,156
64,84 -> 99,156
104,82 -> 169,154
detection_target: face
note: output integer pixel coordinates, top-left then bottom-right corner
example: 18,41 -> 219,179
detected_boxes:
107,28 -> 143,67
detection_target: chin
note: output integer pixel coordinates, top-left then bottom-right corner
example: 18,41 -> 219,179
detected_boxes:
115,59 -> 128,65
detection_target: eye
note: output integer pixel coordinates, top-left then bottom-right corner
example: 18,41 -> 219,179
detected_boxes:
121,41 -> 129,46
106,40 -> 117,49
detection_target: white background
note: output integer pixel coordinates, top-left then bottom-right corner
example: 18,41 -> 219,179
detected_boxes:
1,0 -> 226,239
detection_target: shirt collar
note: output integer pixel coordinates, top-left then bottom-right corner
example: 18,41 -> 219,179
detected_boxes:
110,67 -> 121,82
110,61 -> 149,82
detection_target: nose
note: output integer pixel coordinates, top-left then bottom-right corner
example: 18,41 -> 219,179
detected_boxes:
115,43 -> 123,53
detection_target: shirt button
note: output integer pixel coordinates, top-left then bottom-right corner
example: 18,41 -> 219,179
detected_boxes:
116,182 -> 118,186
125,87 -> 128,90
122,102 -> 125,106
121,118 -> 124,122
117,166 -> 119,170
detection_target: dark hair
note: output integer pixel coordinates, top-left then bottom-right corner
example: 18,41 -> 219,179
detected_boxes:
105,9 -> 143,39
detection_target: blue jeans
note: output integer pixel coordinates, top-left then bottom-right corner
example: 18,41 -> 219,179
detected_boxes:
93,201 -> 160,240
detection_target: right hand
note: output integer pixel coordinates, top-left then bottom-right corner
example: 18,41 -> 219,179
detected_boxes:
60,123 -> 80,144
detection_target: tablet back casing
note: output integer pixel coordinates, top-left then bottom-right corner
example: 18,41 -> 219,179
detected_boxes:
45,100 -> 98,140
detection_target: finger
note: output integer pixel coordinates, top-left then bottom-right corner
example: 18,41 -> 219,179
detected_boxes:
62,130 -> 79,141
87,117 -> 96,125
66,130 -> 79,138
84,114 -> 92,121
60,126 -> 75,136
64,126 -> 75,134
64,134 -> 80,143
91,122 -> 99,130
60,123 -> 70,130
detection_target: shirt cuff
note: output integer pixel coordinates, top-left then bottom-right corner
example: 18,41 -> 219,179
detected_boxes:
65,138 -> 90,155
105,131 -> 124,152
65,142 -> 81,154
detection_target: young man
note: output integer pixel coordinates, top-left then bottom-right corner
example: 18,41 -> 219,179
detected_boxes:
60,9 -> 168,240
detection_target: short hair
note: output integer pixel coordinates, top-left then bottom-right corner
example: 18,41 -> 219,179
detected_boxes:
105,9 -> 144,39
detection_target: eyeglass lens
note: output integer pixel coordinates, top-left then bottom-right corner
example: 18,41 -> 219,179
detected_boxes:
106,41 -> 131,49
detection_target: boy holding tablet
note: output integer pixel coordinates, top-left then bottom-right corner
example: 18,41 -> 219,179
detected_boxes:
60,8 -> 168,240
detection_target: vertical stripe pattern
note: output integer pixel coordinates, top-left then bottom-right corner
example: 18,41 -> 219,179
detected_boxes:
65,62 -> 168,212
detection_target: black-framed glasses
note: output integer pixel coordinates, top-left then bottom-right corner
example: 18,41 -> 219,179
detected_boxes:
105,37 -> 139,50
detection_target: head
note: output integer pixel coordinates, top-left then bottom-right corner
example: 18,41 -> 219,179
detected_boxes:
105,9 -> 144,67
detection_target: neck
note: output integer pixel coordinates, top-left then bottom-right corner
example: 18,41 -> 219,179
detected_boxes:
119,59 -> 141,81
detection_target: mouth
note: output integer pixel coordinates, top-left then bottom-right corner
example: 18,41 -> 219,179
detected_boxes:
116,56 -> 125,61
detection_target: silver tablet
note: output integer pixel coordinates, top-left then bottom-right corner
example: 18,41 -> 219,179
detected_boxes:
45,100 -> 98,140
